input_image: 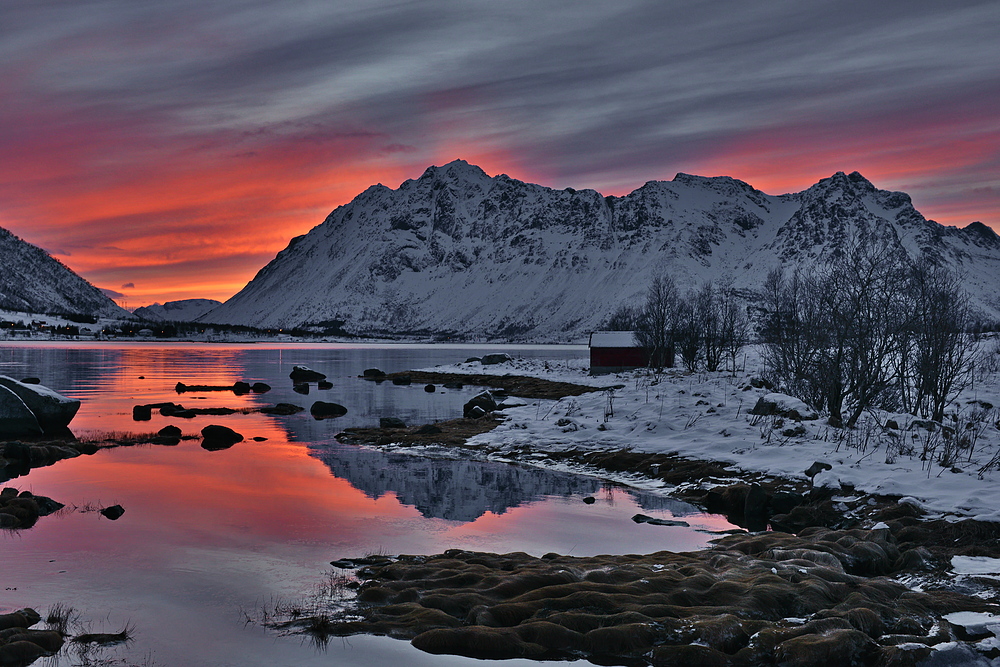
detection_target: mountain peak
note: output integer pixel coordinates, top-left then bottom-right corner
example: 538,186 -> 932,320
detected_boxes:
813,170 -> 876,194
419,159 -> 491,183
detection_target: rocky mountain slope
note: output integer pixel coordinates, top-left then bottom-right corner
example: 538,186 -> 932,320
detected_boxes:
202,161 -> 1000,340
0,225 -> 129,319
134,299 -> 221,322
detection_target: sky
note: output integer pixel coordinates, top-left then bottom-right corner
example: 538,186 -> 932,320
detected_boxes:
2,0 -> 999,307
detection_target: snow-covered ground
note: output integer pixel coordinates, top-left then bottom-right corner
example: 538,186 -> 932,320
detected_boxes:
420,342 -> 1000,523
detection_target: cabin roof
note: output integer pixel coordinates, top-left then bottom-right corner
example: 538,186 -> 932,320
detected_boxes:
589,331 -> 639,348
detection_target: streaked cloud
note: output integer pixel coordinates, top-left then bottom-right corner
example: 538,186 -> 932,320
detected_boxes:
1,0 -> 997,304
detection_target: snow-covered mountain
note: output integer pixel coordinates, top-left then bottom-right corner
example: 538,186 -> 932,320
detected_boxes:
0,225 -> 130,319
202,161 -> 1000,340
134,299 -> 221,322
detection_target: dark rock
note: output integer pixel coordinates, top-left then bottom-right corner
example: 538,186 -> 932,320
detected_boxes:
252,436 -> 267,442
481,353 -> 513,365
805,461 -> 833,484
631,513 -> 690,527
0,640 -> 47,666
0,385 -> 43,436
443,382 -> 464,389
414,424 -> 442,434
770,491 -> 805,515
749,377 -> 774,390
0,609 -> 40,632
232,381 -> 252,394
379,417 -> 406,429
362,369 -> 386,378
424,384 -> 436,393
317,380 -> 333,390
251,382 -> 271,393
582,496 -> 596,504
782,424 -> 806,437
748,393 -> 818,421
773,629 -> 876,667
100,504 -> 125,520
464,357 -> 481,363
744,484 -> 770,530
885,419 -> 899,429
158,425 -> 182,438
650,644 -> 729,667
200,424 -> 244,450
259,403 -> 305,415
292,382 -> 309,395
289,365 -> 326,382
391,375 -> 412,386
463,392 -> 497,418
19,377 -> 40,385
310,402 -> 348,420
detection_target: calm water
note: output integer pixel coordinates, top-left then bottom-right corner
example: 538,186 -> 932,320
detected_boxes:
0,342 -> 733,667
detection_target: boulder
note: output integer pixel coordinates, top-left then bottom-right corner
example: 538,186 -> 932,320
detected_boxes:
0,386 -> 42,436
232,381 -> 252,394
391,375 -> 412,386
0,376 -> 79,433
379,417 -> 406,429
310,402 -> 348,420
317,380 -> 333,390
289,365 -> 326,382
132,404 -> 152,421
158,425 -> 182,438
251,382 -> 271,393
362,369 -> 386,379
749,393 -> 819,421
292,382 -> 310,395
463,392 -> 498,418
200,424 -> 244,450
481,353 -> 513,365
424,384 -> 436,393
100,504 -> 125,520
19,377 -> 40,385
415,424 -> 442,434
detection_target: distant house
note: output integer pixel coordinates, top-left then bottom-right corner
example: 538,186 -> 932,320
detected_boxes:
589,331 -> 648,375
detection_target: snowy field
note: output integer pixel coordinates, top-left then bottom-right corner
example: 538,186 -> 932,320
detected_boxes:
420,341 -> 1000,523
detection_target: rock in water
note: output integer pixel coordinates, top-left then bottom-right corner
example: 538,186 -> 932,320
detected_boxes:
100,504 -> 125,520
0,376 -> 80,433
310,401 -> 348,419
289,365 -> 326,382
201,424 -> 244,450
0,385 -> 42,436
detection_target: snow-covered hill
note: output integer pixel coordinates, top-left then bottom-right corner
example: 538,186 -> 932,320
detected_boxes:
134,299 -> 221,322
0,225 -> 130,319
202,161 -> 1000,340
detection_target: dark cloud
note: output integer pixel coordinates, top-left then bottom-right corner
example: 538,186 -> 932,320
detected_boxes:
1,0 -> 998,300
121,282 -> 135,289
100,287 -> 126,298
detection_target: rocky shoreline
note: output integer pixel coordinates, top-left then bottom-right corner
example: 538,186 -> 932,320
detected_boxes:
320,370 -> 1000,665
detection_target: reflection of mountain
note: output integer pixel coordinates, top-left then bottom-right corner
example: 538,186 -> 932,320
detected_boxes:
309,442 -> 602,522
307,442 -> 704,522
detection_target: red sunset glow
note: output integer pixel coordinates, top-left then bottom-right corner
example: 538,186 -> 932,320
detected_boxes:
2,2 -> 997,307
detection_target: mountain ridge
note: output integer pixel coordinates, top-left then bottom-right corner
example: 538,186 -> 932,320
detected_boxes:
201,162 -> 1000,340
0,225 -> 130,319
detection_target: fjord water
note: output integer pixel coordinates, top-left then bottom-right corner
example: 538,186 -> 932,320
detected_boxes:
0,343 -> 732,667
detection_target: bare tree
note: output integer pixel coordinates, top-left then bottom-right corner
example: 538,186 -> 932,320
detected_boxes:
908,259 -> 979,421
635,274 -> 679,370
717,284 -> 750,374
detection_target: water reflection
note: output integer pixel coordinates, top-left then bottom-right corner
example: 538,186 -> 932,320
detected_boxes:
0,343 -> 732,667
307,441 -> 703,523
